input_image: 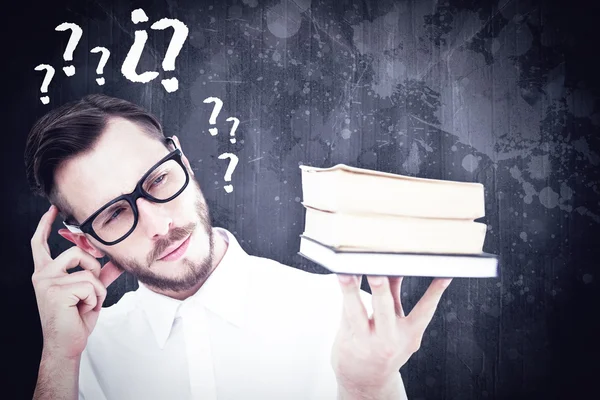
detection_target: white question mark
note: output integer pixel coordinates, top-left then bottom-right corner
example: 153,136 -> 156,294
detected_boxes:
218,153 -> 239,193
122,9 -> 159,84
203,97 -> 223,136
226,117 -> 240,144
34,64 -> 55,105
55,22 -> 83,77
90,47 -> 111,85
121,8 -> 189,92
151,17 -> 189,93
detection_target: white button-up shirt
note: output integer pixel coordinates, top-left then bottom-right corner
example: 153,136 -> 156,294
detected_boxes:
79,227 -> 406,399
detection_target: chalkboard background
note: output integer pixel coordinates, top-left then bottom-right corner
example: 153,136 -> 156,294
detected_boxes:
2,0 -> 599,398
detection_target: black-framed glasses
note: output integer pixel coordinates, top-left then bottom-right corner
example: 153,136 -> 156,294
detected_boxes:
62,137 -> 190,246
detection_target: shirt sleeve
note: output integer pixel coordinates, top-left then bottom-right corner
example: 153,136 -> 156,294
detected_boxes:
78,348 -> 108,400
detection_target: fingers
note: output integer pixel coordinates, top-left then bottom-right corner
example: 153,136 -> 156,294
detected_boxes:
51,282 -> 98,312
70,283 -> 98,314
53,270 -> 108,312
99,261 -> 123,288
407,278 -> 452,334
388,276 -> 405,317
31,205 -> 59,269
46,247 -> 103,278
337,274 -> 369,333
367,275 -> 396,337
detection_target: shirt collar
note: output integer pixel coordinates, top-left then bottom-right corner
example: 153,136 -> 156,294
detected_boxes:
136,227 -> 252,349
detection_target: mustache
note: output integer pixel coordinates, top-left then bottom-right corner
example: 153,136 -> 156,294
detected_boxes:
149,222 -> 196,264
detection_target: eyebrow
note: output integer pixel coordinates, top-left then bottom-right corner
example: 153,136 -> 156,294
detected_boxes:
91,190 -> 130,220
86,149 -> 174,221
93,203 -> 123,222
102,162 -> 157,204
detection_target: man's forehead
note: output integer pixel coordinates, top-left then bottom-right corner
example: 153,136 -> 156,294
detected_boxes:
55,118 -> 167,220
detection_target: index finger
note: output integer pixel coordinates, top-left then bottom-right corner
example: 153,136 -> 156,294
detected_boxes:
31,205 -> 59,269
406,278 -> 452,334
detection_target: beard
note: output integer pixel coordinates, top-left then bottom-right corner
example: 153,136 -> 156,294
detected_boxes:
103,180 -> 215,292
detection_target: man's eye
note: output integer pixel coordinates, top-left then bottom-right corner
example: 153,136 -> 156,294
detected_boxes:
105,208 -> 124,225
152,174 -> 167,186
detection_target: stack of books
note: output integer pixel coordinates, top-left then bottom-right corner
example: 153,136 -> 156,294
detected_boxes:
297,164 -> 499,278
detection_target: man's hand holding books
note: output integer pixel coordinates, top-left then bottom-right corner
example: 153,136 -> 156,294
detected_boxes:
298,163 -> 499,398
332,274 -> 452,400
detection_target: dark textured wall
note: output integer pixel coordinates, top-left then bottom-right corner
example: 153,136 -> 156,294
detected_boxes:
2,0 -> 599,398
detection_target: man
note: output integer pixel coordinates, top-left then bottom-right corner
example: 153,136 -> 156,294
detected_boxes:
25,94 -> 452,399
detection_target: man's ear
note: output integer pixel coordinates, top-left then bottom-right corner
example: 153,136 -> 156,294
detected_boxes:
58,229 -> 105,258
172,135 -> 195,176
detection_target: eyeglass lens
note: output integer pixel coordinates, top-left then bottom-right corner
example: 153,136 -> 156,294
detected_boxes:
91,159 -> 186,242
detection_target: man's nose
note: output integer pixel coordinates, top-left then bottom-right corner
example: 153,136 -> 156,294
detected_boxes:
136,198 -> 172,238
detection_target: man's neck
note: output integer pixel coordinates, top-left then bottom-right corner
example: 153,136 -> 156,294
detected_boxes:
151,229 -> 229,301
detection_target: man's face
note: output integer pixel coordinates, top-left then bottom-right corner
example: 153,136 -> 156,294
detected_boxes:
55,117 -> 214,293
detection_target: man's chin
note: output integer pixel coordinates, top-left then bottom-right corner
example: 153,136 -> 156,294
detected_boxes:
107,219 -> 214,293
134,258 -> 203,292
138,247 -> 215,293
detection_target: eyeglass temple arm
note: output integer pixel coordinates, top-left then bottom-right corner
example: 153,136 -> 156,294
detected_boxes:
63,221 -> 83,234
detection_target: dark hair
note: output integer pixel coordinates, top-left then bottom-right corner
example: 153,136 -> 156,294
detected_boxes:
24,94 -> 166,223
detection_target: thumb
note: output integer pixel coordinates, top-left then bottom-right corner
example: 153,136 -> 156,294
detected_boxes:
99,261 -> 123,287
